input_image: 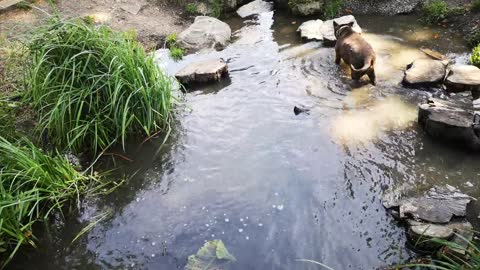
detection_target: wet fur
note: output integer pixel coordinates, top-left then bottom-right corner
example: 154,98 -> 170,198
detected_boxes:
334,21 -> 376,85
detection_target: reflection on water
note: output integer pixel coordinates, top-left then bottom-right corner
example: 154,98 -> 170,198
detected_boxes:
9,11 -> 477,270
331,96 -> 417,145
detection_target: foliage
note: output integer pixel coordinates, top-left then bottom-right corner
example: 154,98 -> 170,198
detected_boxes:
170,47 -> 184,61
323,0 -> 343,19
209,0 -> 223,18
421,0 -> 452,24
0,137 -> 109,267
468,29 -> 480,48
25,18 -> 173,155
166,32 -> 177,47
185,240 -> 236,270
472,0 -> 480,11
185,3 -> 198,14
472,44 -> 480,67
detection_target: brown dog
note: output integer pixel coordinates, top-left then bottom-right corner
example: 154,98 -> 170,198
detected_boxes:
333,21 -> 376,85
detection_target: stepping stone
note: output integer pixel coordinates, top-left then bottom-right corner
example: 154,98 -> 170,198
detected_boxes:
445,64 -> 480,93
175,59 -> 228,85
403,58 -> 447,86
236,0 -> 273,18
297,15 -> 361,46
178,16 -> 231,52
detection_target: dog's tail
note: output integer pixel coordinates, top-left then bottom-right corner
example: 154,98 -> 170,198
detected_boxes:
350,58 -> 374,73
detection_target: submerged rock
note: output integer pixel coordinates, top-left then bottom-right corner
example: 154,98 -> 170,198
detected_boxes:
290,0 -> 324,16
418,94 -> 480,150
236,0 -> 273,18
297,15 -> 361,45
383,185 -> 472,223
178,16 -> 232,52
445,65 -> 480,93
175,59 -> 229,85
403,59 -> 447,86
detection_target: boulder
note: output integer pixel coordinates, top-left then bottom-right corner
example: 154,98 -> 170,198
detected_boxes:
383,185 -> 472,223
407,220 -> 473,252
445,65 -> 480,93
418,94 -> 480,150
403,59 -> 447,86
236,0 -> 273,18
297,15 -> 362,45
175,59 -> 228,85
178,16 -> 232,52
224,0 -> 249,11
343,0 -> 423,15
290,0 -> 324,16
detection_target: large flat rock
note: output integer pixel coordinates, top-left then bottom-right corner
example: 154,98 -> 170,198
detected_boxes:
290,1 -> 324,16
403,58 -> 447,86
445,65 -> 480,93
418,94 -> 480,150
236,0 -> 273,18
178,16 -> 232,52
297,15 -> 362,45
175,59 -> 228,85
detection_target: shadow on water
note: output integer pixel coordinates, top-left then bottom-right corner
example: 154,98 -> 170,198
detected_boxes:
9,10 -> 478,270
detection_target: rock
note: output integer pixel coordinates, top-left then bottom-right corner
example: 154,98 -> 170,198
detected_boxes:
273,0 -> 289,8
178,16 -> 232,52
403,59 -> 447,86
297,19 -> 324,41
384,185 -> 472,223
343,0 -> 423,15
224,0 -> 249,11
420,48 -> 449,62
409,223 -> 454,240
445,65 -> 480,93
175,59 -> 228,85
236,0 -> 273,18
290,0 -> 324,16
119,0 -> 146,15
407,220 -> 473,252
418,94 -> 480,150
294,105 -> 310,115
297,15 -> 362,45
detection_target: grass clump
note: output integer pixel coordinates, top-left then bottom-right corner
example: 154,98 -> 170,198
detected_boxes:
165,33 -> 184,61
0,137 -> 109,267
209,0 -> 223,18
185,3 -> 198,14
468,29 -> 480,48
25,18 -> 173,155
170,47 -> 184,61
323,0 -> 343,19
421,0 -> 452,24
472,0 -> 480,11
472,44 -> 480,67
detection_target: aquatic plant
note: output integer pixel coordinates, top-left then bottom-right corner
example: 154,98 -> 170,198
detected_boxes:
471,44 -> 480,67
323,0 -> 343,19
421,0 -> 451,24
25,18 -> 173,155
0,137 -> 110,267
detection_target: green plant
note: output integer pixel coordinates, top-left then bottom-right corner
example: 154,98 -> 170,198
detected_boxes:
25,18 -> 173,155
185,3 -> 198,14
422,0 -> 451,24
472,0 -> 480,11
468,29 -> 480,48
209,0 -> 223,18
0,137 -> 110,267
166,32 -> 177,48
170,46 -> 184,61
323,0 -> 343,19
472,44 -> 480,67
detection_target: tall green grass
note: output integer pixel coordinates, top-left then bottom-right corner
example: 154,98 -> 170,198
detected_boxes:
0,136 -> 109,267
25,18 -> 174,155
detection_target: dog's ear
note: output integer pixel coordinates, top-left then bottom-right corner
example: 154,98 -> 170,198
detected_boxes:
348,21 -> 354,27
333,21 -> 339,27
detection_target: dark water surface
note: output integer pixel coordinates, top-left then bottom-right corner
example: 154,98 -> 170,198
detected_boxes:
10,11 -> 479,270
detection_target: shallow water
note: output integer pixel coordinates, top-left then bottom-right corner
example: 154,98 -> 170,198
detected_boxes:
10,12 -> 479,270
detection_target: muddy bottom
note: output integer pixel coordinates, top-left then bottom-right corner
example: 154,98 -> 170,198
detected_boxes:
8,11 -> 478,270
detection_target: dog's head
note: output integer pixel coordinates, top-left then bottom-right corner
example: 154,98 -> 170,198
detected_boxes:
333,21 -> 355,38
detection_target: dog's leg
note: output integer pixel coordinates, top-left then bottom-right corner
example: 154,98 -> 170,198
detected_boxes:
335,48 -> 341,65
368,69 -> 376,86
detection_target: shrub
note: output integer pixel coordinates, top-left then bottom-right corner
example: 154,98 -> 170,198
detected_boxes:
0,137 -> 107,267
25,19 -> 173,155
323,0 -> 343,19
472,44 -> 480,67
166,32 -> 177,47
209,0 -> 223,18
185,3 -> 197,14
170,46 -> 184,61
422,0 -> 451,24
468,29 -> 480,48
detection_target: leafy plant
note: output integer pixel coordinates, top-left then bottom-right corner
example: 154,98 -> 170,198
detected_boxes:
323,0 -> 343,19
472,0 -> 480,11
0,137 -> 110,267
170,46 -> 184,61
468,29 -> 480,48
472,44 -> 480,67
25,18 -> 173,155
185,3 -> 198,14
421,0 -> 452,24
166,32 -> 177,47
209,0 -> 223,18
